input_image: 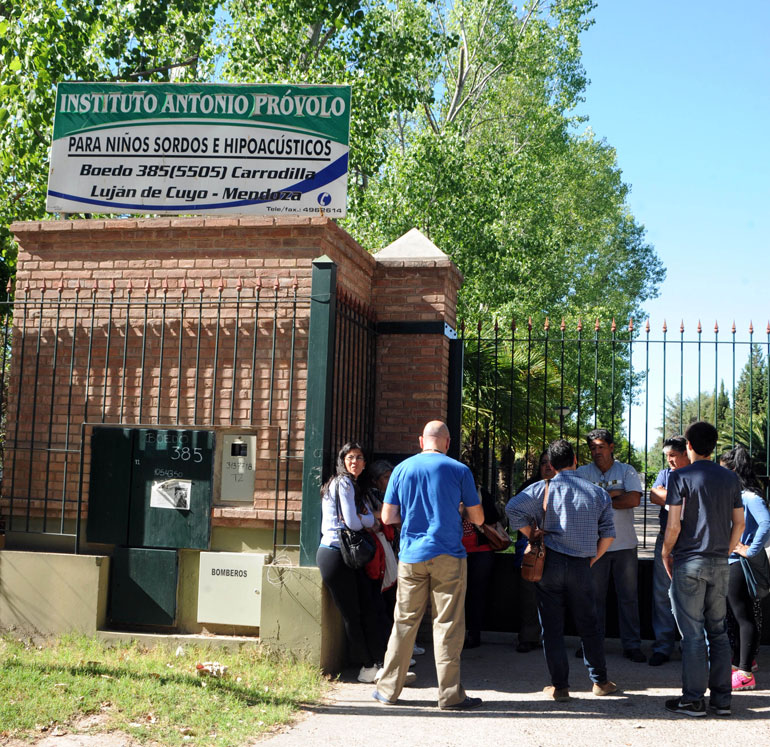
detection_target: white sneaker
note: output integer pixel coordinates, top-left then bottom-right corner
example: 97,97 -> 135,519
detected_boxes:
413,644 -> 426,656
409,658 -> 416,667
358,665 -> 379,683
375,668 -> 417,686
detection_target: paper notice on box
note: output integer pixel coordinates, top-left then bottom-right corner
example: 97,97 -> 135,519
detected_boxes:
151,479 -> 192,510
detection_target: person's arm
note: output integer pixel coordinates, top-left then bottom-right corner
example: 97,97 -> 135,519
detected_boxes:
591,536 -> 614,567
649,469 -> 668,506
609,464 -> 643,508
661,504 -> 681,579
337,478 -> 374,530
737,496 -> 770,557
458,468 -> 483,526
465,503 -> 484,525
381,502 -> 401,525
505,486 -> 540,534
595,490 -> 616,564
728,506 -> 746,555
609,490 -> 641,509
649,487 -> 667,506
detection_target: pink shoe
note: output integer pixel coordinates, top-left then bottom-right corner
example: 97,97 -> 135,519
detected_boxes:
731,670 -> 756,690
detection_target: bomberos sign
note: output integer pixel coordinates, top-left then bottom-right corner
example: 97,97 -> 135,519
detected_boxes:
47,82 -> 351,216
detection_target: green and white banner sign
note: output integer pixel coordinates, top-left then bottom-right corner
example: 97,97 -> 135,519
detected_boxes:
47,82 -> 351,216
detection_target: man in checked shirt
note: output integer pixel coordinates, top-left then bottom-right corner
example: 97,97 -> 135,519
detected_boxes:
506,439 -> 617,702
576,428 -> 646,663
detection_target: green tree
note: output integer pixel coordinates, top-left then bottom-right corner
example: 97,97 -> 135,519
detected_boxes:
3,0 -> 664,329
218,0 -> 445,182
345,0 -> 665,326
734,344 -> 768,423
0,0 -> 218,277
662,385 -> 731,441
649,383 -> 732,467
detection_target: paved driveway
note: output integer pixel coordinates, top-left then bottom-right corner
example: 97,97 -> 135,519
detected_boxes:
265,634 -> 770,747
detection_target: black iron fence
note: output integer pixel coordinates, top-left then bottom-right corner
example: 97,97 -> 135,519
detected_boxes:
326,288 -> 377,478
0,279 -> 310,549
460,317 -> 770,544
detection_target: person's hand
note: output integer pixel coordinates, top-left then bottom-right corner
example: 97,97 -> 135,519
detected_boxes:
662,552 -> 674,579
734,542 -> 750,557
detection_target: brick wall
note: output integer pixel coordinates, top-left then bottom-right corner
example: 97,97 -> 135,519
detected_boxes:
4,217 -> 460,535
371,257 -> 463,453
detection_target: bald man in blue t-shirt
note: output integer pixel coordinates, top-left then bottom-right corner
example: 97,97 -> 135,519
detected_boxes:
372,420 -> 484,711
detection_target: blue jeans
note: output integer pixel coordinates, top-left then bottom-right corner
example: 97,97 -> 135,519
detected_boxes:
652,531 -> 678,655
591,547 -> 642,650
670,556 -> 731,707
536,549 -> 608,690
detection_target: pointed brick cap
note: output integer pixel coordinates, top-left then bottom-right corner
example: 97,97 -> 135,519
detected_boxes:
373,228 -> 449,261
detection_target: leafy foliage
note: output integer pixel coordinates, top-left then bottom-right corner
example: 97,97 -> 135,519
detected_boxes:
344,0 -> 665,325
0,0 -> 218,277
3,1 -> 663,324
219,0 -> 445,180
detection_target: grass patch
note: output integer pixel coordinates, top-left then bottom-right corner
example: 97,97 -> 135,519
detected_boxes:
0,633 -> 326,745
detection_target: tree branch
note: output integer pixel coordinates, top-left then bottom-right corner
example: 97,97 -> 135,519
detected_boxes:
116,56 -> 199,81
423,101 -> 440,134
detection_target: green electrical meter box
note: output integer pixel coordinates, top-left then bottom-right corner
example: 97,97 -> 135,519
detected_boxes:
109,547 -> 179,627
87,427 -> 133,545
88,426 -> 215,550
129,429 -> 215,550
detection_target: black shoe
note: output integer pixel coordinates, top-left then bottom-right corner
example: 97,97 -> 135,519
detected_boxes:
708,702 -> 731,717
440,696 -> 483,711
648,652 -> 670,667
623,649 -> 647,663
665,698 -> 706,717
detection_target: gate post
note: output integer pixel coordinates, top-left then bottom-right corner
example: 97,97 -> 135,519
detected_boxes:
299,256 -> 337,567
446,338 -> 464,460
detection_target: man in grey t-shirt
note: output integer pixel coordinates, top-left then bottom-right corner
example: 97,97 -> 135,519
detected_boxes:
662,421 -> 743,717
576,428 -> 645,662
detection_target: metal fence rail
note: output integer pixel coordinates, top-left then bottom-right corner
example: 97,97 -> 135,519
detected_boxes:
0,279 -> 310,547
326,289 -> 377,479
460,317 -> 770,543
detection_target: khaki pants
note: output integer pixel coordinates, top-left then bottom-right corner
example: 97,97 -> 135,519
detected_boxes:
376,554 -> 467,707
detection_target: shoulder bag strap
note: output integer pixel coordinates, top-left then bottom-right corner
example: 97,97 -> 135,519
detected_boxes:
540,480 -> 550,532
331,477 -> 345,527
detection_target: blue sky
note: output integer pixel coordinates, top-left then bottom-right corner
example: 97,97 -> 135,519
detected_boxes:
578,1 -> 769,329
575,1 -> 770,447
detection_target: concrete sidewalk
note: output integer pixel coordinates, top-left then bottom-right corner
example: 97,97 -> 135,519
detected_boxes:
265,635 -> 770,747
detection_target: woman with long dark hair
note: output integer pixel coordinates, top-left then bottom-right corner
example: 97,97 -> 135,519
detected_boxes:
720,445 -> 770,690
316,442 -> 385,682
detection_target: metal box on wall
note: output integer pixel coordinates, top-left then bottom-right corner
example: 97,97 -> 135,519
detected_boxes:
87,427 -> 134,545
129,429 -> 216,550
109,547 -> 178,627
219,434 -> 257,502
197,552 -> 267,626
88,426 -> 215,550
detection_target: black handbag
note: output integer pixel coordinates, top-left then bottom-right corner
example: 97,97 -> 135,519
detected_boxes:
333,478 -> 376,570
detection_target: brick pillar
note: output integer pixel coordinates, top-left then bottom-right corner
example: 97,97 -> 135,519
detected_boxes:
371,229 -> 463,459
